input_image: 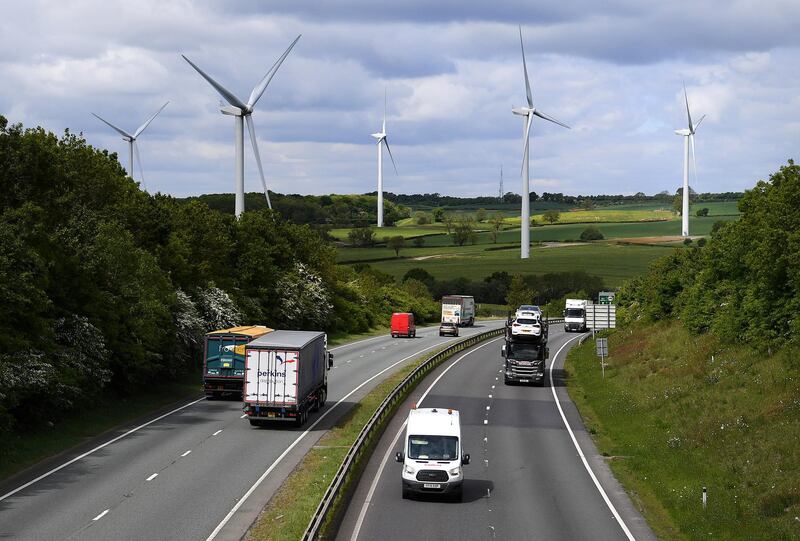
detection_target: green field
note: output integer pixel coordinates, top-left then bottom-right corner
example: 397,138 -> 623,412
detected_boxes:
508,208 -> 674,224
341,243 -> 673,287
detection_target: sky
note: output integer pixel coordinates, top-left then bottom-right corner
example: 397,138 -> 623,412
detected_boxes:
1,0 -> 798,198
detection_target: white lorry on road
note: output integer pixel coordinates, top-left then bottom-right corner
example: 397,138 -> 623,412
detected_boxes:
441,295 -> 475,326
564,299 -> 588,332
395,407 -> 470,501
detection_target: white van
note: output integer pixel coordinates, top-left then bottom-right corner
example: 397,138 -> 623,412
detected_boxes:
395,407 -> 470,501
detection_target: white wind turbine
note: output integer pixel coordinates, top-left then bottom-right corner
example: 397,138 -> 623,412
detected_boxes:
371,91 -> 397,228
512,26 -> 570,259
674,84 -> 705,237
91,102 -> 169,190
182,35 -> 301,217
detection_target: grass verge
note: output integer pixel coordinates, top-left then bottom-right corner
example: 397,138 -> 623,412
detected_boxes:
247,333 -> 498,541
564,321 -> 800,540
0,370 -> 202,482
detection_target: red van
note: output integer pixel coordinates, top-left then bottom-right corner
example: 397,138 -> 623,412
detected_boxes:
391,312 -> 416,338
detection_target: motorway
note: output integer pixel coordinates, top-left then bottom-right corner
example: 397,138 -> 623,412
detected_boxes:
0,321 -> 503,541
337,327 -> 658,541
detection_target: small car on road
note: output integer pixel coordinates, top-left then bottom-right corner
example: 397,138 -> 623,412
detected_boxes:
439,322 -> 459,337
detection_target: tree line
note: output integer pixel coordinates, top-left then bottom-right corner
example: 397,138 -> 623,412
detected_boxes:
619,160 -> 800,348
0,117 -> 434,435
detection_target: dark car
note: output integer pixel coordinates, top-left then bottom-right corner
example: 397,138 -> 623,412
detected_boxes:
439,322 -> 459,337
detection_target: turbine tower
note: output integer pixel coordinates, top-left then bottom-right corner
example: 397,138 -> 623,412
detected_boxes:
92,102 -> 169,190
182,35 -> 301,217
371,91 -> 397,227
499,165 -> 504,201
674,84 -> 705,237
512,27 -> 570,259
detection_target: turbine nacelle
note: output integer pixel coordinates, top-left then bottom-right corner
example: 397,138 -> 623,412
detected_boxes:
674,128 -> 691,136
371,132 -> 386,141
512,107 -> 532,117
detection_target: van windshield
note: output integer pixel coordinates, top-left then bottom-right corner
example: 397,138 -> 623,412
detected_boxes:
408,435 -> 458,460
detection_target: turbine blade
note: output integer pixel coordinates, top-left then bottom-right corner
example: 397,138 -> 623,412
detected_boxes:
91,113 -> 133,139
133,141 -> 147,191
383,138 -> 398,174
683,82 -> 694,132
694,114 -> 706,130
383,87 -> 387,133
182,54 -> 247,110
134,101 -> 169,138
247,34 -> 301,109
690,133 -> 698,188
533,110 -> 571,129
520,113 -> 533,176
245,115 -> 272,210
519,26 -> 533,108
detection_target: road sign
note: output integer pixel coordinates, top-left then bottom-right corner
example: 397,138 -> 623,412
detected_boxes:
598,291 -> 616,305
586,304 -> 616,330
596,338 -> 608,356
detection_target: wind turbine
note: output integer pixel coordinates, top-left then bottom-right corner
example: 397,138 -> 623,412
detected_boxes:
371,91 -> 397,227
91,101 -> 169,190
674,84 -> 705,237
512,26 -> 570,259
182,35 -> 301,217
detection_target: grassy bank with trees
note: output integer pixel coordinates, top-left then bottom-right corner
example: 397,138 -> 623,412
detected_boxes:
564,160 -> 800,539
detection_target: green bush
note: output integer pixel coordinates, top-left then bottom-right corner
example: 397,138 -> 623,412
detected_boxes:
579,226 -> 604,241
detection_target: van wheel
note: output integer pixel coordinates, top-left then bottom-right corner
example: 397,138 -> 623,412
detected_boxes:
402,486 -> 410,500
411,331 -> 416,338
452,487 -> 463,502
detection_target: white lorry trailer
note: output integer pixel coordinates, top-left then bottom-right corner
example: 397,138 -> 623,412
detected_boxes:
243,330 -> 333,427
440,295 -> 475,327
564,299 -> 588,332
395,407 -> 470,501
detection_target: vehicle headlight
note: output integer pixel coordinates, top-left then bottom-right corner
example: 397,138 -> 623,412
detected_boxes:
449,466 -> 461,476
404,465 -> 416,475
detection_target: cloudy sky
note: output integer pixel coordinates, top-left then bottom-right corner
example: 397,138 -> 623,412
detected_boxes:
1,1 -> 798,198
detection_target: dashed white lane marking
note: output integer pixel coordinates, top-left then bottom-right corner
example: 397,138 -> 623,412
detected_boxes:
181,450 -> 192,457
486,406 -> 491,410
488,394 -> 492,398
347,360 -> 352,363
146,473 -> 158,482
491,385 -> 495,389
349,337 -> 502,541
0,396 -> 206,503
212,430 -> 222,436
548,334 -> 636,541
240,414 -> 247,419
92,509 -> 110,521
484,419 -> 488,425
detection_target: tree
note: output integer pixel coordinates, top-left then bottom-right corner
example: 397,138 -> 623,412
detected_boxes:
542,210 -> 560,224
683,238 -> 693,245
347,226 -> 376,247
580,227 -> 604,241
506,274 -> 535,310
442,213 -> 456,235
696,207 -> 709,217
489,213 -> 505,243
412,235 -> 426,247
451,216 -> 477,246
580,198 -> 594,210
432,207 -> 444,222
697,237 -> 707,247
414,211 -> 431,225
388,235 -> 406,257
476,208 -> 487,222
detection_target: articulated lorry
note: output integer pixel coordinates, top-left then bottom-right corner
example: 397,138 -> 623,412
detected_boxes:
203,326 -> 273,399
502,313 -> 549,385
563,299 -> 588,332
441,295 -> 475,327
243,330 -> 333,427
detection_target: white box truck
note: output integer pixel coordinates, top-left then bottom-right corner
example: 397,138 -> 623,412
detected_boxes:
564,299 -> 588,332
243,330 -> 333,427
441,295 -> 475,327
395,407 -> 470,501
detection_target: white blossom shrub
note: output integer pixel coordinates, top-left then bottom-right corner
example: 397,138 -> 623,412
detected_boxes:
196,285 -> 242,331
276,262 -> 333,329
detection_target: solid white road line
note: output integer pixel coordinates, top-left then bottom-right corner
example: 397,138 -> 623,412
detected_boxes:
146,473 -> 158,482
349,338 -> 502,541
0,396 -> 206,503
205,336 -> 474,541
548,334 -> 636,541
92,509 -> 110,521
181,450 -> 192,457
